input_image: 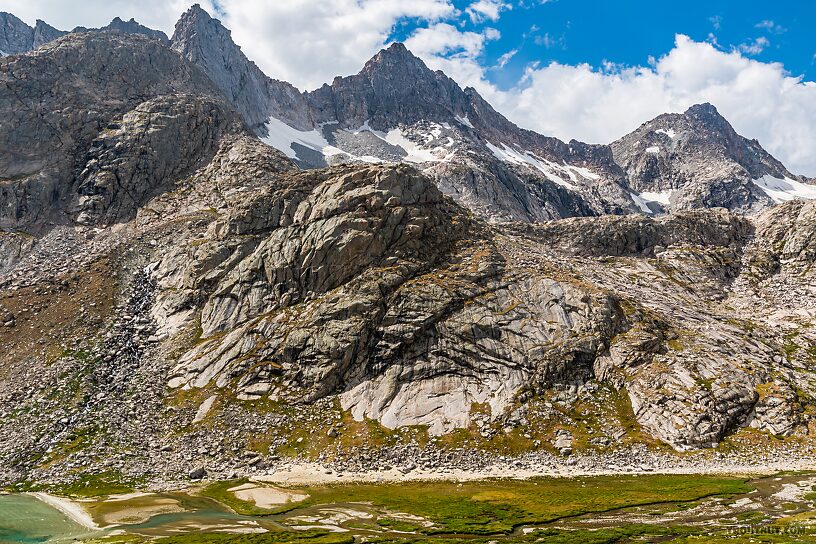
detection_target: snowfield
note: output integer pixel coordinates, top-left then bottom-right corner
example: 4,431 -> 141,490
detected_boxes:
752,175 -> 816,203
262,117 -> 347,161
639,190 -> 673,206
485,141 -> 606,190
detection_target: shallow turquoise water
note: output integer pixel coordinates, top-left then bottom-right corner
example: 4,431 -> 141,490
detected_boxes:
0,495 -> 99,544
0,493 -> 284,541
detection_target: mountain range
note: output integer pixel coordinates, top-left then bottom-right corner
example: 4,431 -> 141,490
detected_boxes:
1,5 -> 816,485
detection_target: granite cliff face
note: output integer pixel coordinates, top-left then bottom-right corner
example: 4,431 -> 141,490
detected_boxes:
0,10 -> 815,487
0,12 -> 65,55
0,31 -> 232,231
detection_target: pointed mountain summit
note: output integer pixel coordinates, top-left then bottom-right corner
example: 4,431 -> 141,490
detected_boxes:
306,42 -> 472,130
612,103 -> 813,212
171,4 -> 309,133
0,12 -> 40,55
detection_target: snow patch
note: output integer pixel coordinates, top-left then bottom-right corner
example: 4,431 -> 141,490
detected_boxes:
752,175 -> 816,203
382,128 -> 446,163
639,190 -> 673,206
646,146 -> 660,154
656,128 -> 676,139
455,115 -> 475,129
263,117 -> 453,165
353,122 -> 454,164
630,192 -> 654,214
486,142 -> 581,190
262,117 -> 347,161
566,165 -> 600,181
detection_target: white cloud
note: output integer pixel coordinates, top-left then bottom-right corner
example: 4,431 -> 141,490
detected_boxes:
2,0 -> 204,34
405,23 -> 496,59
756,19 -> 786,34
465,0 -> 510,23
216,0 -> 456,90
737,36 -> 770,55
428,35 -> 816,176
496,48 -> 518,68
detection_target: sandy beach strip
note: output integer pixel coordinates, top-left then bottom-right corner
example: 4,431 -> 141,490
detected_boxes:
30,492 -> 100,530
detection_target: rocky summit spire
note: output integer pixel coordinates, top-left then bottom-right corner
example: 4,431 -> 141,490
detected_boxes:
171,3 -> 310,134
0,12 -> 35,55
306,41 -> 473,130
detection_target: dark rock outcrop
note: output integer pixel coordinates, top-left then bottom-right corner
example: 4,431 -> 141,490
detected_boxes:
0,31 -> 234,230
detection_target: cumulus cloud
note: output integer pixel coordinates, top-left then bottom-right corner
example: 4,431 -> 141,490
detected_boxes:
218,0 -> 456,89
465,0 -> 510,23
2,0 -> 202,34
434,35 -> 816,176
737,36 -> 770,55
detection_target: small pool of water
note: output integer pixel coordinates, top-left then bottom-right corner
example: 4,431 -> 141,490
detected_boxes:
0,495 -> 100,544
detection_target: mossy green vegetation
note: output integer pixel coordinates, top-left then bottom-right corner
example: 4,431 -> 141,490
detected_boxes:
51,471 -> 140,497
154,531 -> 354,544
285,474 -> 752,535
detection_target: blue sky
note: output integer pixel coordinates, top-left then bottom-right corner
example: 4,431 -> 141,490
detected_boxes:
6,0 -> 816,175
392,0 -> 815,89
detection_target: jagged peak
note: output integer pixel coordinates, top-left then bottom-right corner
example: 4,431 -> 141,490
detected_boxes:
685,102 -> 720,117
0,11 -> 28,25
177,3 -> 216,26
379,42 -> 413,58
361,41 -> 429,75
173,3 -> 231,43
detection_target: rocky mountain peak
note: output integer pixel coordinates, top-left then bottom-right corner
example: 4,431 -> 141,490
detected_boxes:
171,3 -> 310,133
611,102 -> 801,212
0,12 -> 35,55
174,3 -> 216,35
361,42 -> 427,75
305,41 -> 472,130
32,20 -> 66,49
685,102 -> 720,117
